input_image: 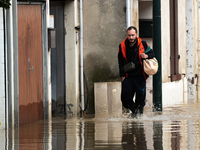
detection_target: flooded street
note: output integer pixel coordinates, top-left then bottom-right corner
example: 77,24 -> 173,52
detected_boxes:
2,102 -> 200,150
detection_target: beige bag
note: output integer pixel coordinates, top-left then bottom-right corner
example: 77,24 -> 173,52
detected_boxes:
143,58 -> 158,75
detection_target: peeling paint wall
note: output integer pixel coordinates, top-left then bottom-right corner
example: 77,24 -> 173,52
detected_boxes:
178,0 -> 187,103
186,0 -> 197,100
197,1 -> 200,100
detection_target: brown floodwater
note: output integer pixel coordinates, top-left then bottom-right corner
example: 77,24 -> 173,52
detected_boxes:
2,102 -> 200,150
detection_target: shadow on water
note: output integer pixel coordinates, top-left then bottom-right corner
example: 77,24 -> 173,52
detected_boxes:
3,103 -> 200,149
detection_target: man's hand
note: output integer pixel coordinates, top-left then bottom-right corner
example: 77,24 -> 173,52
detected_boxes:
140,53 -> 148,59
122,77 -> 125,82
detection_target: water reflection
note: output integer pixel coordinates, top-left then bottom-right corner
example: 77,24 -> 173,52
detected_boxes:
2,103 -> 200,149
122,122 -> 147,149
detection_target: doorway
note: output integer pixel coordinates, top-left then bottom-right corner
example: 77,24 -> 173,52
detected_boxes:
50,2 -> 66,116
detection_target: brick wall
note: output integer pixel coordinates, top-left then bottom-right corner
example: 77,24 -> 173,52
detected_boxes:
0,8 -> 5,129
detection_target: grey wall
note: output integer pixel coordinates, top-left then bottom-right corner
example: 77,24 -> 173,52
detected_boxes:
83,0 -> 126,113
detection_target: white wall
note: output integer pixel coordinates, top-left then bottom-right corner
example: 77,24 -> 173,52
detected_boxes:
197,1 -> 200,100
161,0 -> 187,107
65,0 -> 80,116
186,0 -> 196,100
161,0 -> 170,83
0,8 -> 5,129
162,80 -> 184,106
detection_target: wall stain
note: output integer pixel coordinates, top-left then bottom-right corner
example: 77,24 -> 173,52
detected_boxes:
84,53 -> 121,114
52,96 -> 65,117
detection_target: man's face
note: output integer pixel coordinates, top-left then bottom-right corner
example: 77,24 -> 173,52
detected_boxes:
127,29 -> 138,44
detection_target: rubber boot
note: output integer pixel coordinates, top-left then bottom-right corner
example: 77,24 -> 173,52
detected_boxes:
138,107 -> 143,115
129,104 -> 137,118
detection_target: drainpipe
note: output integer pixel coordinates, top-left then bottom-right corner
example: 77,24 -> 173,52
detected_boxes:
80,0 -> 85,114
12,0 -> 19,128
153,0 -> 162,111
126,0 -> 131,29
3,8 -> 7,130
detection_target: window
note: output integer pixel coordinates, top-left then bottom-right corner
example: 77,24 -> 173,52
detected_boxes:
139,19 -> 153,38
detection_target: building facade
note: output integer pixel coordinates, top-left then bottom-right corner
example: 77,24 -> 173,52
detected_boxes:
0,0 -> 51,130
0,0 -> 200,130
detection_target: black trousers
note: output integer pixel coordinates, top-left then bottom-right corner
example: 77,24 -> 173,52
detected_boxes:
121,76 -> 146,109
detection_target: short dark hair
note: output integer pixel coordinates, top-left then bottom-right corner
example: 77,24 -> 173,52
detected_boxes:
127,26 -> 137,33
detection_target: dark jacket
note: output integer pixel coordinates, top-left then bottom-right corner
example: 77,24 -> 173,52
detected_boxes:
118,37 -> 155,79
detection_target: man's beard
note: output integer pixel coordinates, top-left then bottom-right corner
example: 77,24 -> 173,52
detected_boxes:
128,38 -> 137,44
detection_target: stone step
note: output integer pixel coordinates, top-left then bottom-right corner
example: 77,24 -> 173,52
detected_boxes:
94,82 -> 122,116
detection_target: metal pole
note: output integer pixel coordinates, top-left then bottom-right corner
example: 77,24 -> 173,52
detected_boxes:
80,0 -> 85,111
153,0 -> 162,111
3,7 -> 7,130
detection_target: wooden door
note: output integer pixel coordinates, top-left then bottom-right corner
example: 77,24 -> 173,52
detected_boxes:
18,5 -> 43,125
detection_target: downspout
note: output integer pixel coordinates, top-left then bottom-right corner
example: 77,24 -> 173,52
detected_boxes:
126,0 -> 131,29
6,0 -> 13,129
80,0 -> 85,114
12,0 -> 19,128
153,0 -> 162,111
3,8 -> 7,129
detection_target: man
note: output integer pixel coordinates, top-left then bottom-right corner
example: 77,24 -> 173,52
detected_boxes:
118,26 -> 155,117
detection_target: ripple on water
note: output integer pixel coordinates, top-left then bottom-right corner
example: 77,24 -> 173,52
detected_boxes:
4,103 -> 200,150
87,103 -> 200,123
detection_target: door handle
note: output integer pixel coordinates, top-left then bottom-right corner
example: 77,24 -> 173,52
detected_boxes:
28,58 -> 34,74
